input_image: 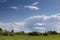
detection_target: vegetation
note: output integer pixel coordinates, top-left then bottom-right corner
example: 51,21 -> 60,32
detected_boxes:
0,35 -> 60,40
0,28 -> 59,36
0,28 -> 60,40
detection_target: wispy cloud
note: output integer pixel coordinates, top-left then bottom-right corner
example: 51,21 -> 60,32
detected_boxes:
24,2 -> 39,10
24,6 -> 39,10
9,6 -> 18,10
0,0 -> 8,2
32,2 -> 39,5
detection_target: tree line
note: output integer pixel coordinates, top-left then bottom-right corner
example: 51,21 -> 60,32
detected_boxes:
0,28 -> 60,36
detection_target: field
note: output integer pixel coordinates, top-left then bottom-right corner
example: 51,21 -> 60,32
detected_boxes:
0,35 -> 60,40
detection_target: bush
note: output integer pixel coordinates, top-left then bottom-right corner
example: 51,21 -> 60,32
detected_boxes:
10,30 -> 14,36
14,31 -> 25,35
28,32 -> 39,36
3,30 -> 9,36
47,31 -> 58,35
0,28 -> 3,36
43,33 -> 48,36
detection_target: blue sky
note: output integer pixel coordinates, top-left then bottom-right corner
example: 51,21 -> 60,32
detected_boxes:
0,0 -> 60,32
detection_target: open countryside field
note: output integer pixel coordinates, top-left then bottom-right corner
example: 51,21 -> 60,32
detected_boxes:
0,35 -> 60,40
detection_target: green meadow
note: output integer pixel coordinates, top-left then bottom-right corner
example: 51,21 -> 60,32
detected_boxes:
0,35 -> 60,40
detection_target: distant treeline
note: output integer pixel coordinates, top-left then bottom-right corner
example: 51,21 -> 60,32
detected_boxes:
0,28 -> 60,36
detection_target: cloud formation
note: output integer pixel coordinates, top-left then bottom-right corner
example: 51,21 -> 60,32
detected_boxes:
0,22 -> 25,32
24,2 -> 39,10
9,6 -> 18,10
34,23 -> 45,27
34,23 -> 46,31
26,13 -> 60,21
25,6 -> 39,10
32,2 -> 39,5
24,13 -> 60,32
0,13 -> 60,32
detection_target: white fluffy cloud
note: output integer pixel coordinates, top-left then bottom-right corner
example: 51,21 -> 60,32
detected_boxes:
0,13 -> 60,32
34,23 -> 46,30
34,23 -> 45,27
25,13 -> 60,21
0,22 -> 25,32
24,13 -> 60,32
50,13 -> 60,20
34,27 -> 46,30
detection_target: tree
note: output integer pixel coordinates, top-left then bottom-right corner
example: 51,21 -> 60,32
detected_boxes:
28,32 -> 39,36
0,28 -> 3,35
3,29 -> 9,36
43,32 -> 48,36
47,31 -> 58,35
0,28 -> 3,32
10,30 -> 14,36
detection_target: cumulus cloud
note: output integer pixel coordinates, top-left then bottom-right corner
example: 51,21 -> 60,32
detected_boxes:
34,23 -> 45,27
55,22 -> 60,32
25,13 -> 60,21
24,13 -> 60,32
34,27 -> 46,30
0,13 -> 60,32
24,2 -> 39,10
12,22 -> 26,32
50,13 -> 60,20
34,23 -> 46,31
0,22 -> 12,31
0,22 -> 26,32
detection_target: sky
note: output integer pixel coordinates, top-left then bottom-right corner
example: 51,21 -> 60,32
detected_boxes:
0,0 -> 60,32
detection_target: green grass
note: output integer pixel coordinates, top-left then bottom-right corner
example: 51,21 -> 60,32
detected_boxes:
0,35 -> 60,40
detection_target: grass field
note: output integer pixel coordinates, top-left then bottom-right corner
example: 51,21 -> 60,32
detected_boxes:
0,35 -> 60,40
